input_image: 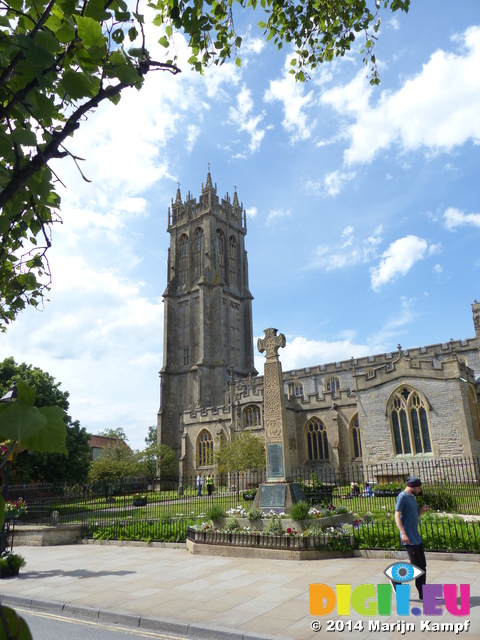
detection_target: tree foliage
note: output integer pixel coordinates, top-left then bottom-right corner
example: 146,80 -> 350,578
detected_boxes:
214,430 -> 265,473
0,356 -> 90,483
88,432 -> 137,486
0,0 -> 409,329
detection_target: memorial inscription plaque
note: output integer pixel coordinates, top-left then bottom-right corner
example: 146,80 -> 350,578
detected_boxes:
260,484 -> 287,509
267,442 -> 284,479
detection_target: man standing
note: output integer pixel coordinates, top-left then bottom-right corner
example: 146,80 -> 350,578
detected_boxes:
393,476 -> 430,600
196,474 -> 203,496
206,474 -> 214,496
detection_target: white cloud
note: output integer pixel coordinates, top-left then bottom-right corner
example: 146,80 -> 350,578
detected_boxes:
246,206 -> 257,218
264,57 -> 316,142
228,85 -> 267,155
320,26 -> 480,165
186,125 -> 200,152
309,225 -> 383,271
444,207 -> 480,230
324,170 -> 356,196
266,208 -> 291,224
370,235 -> 436,291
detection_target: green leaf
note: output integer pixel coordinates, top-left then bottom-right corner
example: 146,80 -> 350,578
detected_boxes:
11,127 -> 37,147
0,607 -> 33,640
76,15 -> 105,48
112,28 -> 125,44
0,381 -> 67,453
61,70 -> 97,99
24,406 -> 68,453
158,36 -> 169,48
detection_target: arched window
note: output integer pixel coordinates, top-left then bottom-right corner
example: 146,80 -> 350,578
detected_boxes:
178,234 -> 189,286
243,405 -> 261,428
305,418 -> 329,461
197,429 -> 213,466
229,236 -> 237,287
216,229 -> 225,278
350,414 -> 362,459
193,228 -> 204,280
389,387 -> 432,455
468,387 -> 480,440
324,376 -> 340,396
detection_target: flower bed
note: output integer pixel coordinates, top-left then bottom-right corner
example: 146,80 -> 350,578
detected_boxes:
187,526 -> 354,551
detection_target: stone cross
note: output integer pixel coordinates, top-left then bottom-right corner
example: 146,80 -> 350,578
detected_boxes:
257,328 -> 290,483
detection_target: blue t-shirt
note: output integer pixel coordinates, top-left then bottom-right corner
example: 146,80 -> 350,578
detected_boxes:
395,491 -> 422,545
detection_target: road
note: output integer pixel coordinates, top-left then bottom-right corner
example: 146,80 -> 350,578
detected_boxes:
9,608 -> 189,640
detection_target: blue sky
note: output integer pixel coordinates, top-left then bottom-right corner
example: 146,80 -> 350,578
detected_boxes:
3,1 -> 480,450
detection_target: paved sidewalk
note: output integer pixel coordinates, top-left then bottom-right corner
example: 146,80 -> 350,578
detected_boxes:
0,544 -> 479,640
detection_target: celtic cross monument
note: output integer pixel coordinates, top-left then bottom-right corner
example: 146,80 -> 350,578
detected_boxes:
255,328 -> 305,512
257,328 -> 290,482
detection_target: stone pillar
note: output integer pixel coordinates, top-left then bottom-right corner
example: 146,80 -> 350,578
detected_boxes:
257,328 -> 290,483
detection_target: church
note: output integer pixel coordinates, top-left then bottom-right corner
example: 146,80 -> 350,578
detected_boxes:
157,173 -> 480,483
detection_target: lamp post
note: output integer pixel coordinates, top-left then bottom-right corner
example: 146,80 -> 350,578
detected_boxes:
0,384 -> 17,553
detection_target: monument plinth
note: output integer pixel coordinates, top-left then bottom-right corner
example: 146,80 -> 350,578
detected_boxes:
255,328 -> 305,513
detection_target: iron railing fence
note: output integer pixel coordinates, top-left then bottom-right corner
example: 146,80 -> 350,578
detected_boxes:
5,457 -> 480,539
354,516 -> 480,554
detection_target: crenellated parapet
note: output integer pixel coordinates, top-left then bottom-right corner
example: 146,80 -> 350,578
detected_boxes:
280,336 -> 478,381
184,403 -> 231,425
355,351 -> 476,391
289,387 -> 356,407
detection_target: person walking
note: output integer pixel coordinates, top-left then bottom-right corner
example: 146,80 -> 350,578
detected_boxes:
206,474 -> 214,496
393,475 -> 430,600
196,474 -> 203,496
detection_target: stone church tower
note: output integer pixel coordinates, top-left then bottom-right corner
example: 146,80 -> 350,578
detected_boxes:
157,173 -> 257,464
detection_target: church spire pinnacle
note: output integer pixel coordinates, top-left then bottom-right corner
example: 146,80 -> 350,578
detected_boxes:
175,181 -> 182,204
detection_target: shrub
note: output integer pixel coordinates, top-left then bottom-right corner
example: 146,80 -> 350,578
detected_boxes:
224,517 -> 240,531
264,517 -> 283,535
247,507 -> 263,521
87,518 -> 195,543
290,500 -> 310,522
335,506 -> 349,515
418,488 -> 459,513
206,504 -> 225,522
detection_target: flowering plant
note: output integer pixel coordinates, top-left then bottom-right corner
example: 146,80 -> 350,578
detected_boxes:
225,506 -> 247,518
133,493 -> 147,501
4,498 -> 27,516
0,551 -> 26,571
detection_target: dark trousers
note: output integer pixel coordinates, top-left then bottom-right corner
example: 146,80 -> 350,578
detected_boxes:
406,543 -> 427,598
393,543 -> 427,599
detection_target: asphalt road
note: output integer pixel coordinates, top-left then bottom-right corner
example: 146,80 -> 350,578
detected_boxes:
11,608 -> 189,640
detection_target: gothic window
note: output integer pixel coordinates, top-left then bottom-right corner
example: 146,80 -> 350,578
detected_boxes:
244,405 -> 261,428
178,234 -> 189,286
289,381 -> 304,397
197,429 -> 213,467
351,414 -> 362,459
467,387 -> 480,440
216,229 -> 225,278
183,346 -> 189,366
229,236 -> 237,287
389,387 -> 432,456
324,375 -> 340,396
305,418 -> 329,461
193,228 -> 204,280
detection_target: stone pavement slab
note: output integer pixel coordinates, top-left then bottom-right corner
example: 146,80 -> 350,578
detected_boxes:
0,544 -> 479,640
